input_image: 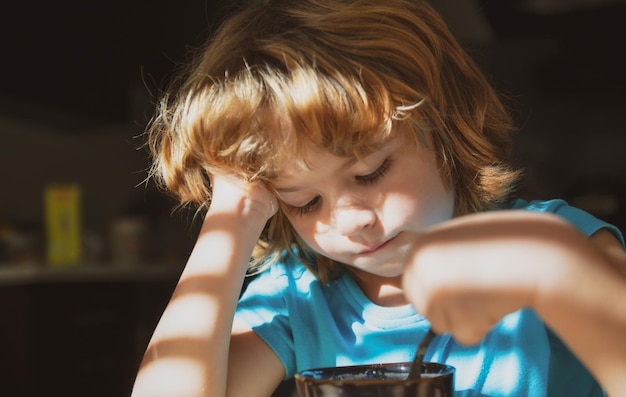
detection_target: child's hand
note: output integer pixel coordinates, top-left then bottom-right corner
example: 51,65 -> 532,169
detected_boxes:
401,211 -> 587,345
209,172 -> 278,221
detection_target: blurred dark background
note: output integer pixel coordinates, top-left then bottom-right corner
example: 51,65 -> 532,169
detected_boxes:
1,0 -> 625,396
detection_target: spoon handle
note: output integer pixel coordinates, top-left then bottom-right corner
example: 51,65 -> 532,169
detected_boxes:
407,328 -> 437,380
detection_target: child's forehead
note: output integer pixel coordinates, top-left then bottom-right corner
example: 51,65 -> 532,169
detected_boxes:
275,138 -> 351,172
265,125 -> 350,177
265,120 -> 405,179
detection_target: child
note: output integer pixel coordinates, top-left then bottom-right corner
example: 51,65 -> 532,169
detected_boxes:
131,0 -> 626,396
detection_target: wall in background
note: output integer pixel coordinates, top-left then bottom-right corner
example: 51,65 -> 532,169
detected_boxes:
0,119 -> 197,266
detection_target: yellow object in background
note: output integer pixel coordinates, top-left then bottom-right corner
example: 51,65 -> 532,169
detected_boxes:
45,184 -> 82,266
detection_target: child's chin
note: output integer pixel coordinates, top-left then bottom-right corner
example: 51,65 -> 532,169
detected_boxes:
350,262 -> 404,279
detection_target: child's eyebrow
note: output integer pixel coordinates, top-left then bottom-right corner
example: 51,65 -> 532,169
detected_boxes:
275,186 -> 306,193
275,156 -> 360,193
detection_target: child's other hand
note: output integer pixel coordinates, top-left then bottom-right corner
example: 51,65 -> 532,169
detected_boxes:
209,172 -> 278,221
401,211 -> 588,345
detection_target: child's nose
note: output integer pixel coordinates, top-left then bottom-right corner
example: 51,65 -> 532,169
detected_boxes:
334,205 -> 376,236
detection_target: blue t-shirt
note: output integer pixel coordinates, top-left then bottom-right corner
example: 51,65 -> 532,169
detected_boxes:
235,199 -> 624,396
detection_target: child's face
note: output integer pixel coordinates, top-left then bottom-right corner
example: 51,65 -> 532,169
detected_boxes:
273,127 -> 454,278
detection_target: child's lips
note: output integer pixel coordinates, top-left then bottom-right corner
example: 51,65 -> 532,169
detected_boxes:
359,234 -> 398,254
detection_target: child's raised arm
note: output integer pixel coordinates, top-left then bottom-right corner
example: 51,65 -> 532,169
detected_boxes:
402,210 -> 626,396
130,174 -> 283,397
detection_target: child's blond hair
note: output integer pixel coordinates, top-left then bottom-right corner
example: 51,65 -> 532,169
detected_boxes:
148,0 -> 522,282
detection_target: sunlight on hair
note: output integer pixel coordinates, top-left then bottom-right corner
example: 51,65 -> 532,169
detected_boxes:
288,66 -> 323,112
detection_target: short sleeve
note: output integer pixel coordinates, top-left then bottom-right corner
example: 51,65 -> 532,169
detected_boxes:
510,198 -> 625,247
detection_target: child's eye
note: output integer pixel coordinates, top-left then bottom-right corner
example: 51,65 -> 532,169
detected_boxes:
355,158 -> 392,185
286,196 -> 321,216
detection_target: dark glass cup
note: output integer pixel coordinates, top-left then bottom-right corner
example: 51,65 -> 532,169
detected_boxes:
295,362 -> 454,397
